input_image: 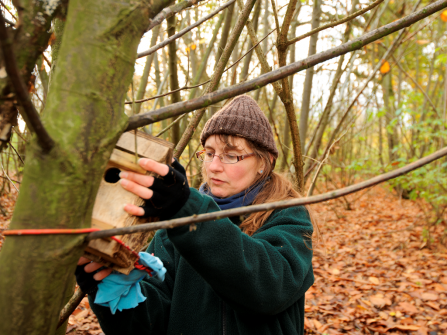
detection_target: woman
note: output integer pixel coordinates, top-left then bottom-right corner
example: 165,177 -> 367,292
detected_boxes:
76,95 -> 317,334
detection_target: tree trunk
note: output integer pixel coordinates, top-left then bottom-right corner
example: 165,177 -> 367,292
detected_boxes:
239,0 -> 261,82
134,25 -> 161,115
168,15 -> 181,145
0,0 -> 165,333
382,71 -> 397,163
298,0 -> 321,150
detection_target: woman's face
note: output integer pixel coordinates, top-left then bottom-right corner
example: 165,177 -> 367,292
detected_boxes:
203,135 -> 262,198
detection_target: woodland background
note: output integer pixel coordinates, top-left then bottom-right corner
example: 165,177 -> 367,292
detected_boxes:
0,0 -> 446,334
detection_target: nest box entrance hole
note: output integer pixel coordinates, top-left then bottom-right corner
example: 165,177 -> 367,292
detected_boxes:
104,167 -> 121,183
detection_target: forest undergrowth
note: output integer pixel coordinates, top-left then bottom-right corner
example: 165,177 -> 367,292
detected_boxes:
0,183 -> 446,335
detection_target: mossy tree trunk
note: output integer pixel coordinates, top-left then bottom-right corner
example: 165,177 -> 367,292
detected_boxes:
0,0 -> 171,334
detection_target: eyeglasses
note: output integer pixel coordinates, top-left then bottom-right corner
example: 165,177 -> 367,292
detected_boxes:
196,149 -> 255,164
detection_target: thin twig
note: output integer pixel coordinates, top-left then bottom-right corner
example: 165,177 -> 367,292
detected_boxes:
42,53 -> 52,68
0,175 -> 20,183
1,162 -> 18,192
401,14 -> 439,43
8,142 -> 24,164
391,55 -> 440,117
155,113 -> 186,137
127,0 -> 447,131
12,127 -> 25,141
0,13 -> 55,152
85,146 -> 447,240
126,28 -> 276,105
286,0 -> 384,46
185,141 -> 201,171
138,0 -> 236,59
307,130 -> 347,197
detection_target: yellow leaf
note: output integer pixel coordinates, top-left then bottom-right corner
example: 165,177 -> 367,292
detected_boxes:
331,268 -> 340,275
441,10 -> 447,22
416,40 -> 429,45
380,61 -> 390,74
191,44 -> 196,50
185,47 -> 190,52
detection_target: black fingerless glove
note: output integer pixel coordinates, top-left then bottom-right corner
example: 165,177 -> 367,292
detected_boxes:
141,158 -> 190,220
75,264 -> 99,295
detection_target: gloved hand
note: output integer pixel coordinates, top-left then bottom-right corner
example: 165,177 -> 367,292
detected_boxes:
75,264 -> 99,294
75,257 -> 112,294
120,158 -> 190,220
140,158 -> 190,220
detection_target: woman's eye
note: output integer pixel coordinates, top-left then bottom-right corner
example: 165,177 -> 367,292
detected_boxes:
225,154 -> 237,160
205,152 -> 214,158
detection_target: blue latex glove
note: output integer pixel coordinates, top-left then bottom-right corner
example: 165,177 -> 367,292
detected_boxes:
94,252 -> 166,314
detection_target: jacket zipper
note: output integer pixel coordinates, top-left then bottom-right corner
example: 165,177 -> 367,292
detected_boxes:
222,300 -> 226,335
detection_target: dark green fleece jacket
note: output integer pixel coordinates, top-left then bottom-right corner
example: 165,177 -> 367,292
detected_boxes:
90,188 -> 314,334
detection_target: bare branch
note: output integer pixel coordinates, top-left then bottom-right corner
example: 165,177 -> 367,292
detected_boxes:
86,146 -> 447,240
0,13 -> 54,152
56,288 -> 85,329
126,28 -> 276,105
286,0 -> 384,46
138,0 -> 236,59
127,0 -> 447,131
146,0 -> 203,32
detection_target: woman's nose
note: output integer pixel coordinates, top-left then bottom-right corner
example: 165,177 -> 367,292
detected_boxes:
208,155 -> 224,172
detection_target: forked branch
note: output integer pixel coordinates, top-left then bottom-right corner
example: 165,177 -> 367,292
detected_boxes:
0,14 -> 54,152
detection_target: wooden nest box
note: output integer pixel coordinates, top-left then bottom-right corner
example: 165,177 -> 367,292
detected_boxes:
84,131 -> 174,274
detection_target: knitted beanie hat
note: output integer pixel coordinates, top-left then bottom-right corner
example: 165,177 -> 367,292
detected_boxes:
200,95 -> 279,158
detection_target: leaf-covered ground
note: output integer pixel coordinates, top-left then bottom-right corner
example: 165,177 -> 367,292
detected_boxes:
1,184 -> 446,334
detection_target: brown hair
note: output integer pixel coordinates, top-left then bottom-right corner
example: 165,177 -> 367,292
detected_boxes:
200,135 -> 319,240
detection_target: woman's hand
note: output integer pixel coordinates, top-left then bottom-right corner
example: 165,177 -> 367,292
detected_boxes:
119,158 -> 190,220
75,257 -> 113,293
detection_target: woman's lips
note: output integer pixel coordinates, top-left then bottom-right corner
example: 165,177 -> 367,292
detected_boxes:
211,178 -> 225,185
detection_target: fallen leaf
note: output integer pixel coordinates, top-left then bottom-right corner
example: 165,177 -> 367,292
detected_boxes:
370,296 -> 386,307
369,276 -> 380,284
400,317 -> 414,325
421,292 -> 438,301
388,324 -> 420,331
75,309 -> 89,320
331,268 -> 340,275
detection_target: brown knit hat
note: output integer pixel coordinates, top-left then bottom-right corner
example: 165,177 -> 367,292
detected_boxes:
200,95 -> 279,158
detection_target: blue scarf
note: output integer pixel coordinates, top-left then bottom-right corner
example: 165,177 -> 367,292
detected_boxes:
199,178 -> 268,210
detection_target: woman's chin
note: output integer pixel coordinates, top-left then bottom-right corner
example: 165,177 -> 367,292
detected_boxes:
209,186 -> 228,198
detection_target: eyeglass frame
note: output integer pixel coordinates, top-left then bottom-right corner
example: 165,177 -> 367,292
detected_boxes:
196,149 -> 255,164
